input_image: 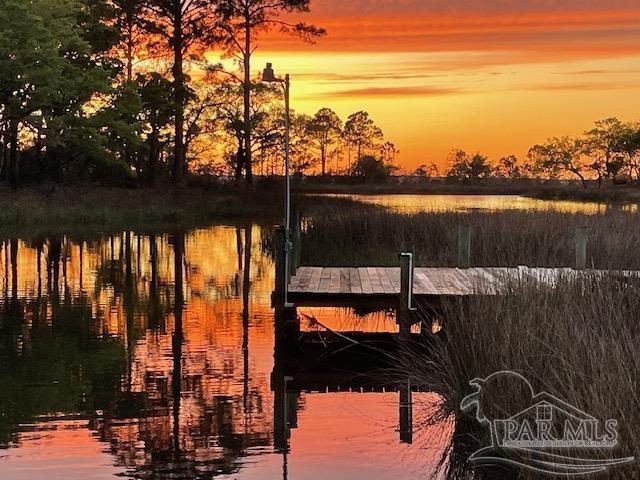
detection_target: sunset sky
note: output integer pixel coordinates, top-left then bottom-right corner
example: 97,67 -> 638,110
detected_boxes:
246,0 -> 640,171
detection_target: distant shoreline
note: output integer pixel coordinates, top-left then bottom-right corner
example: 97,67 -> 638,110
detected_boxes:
295,181 -> 640,204
1,181 -> 638,238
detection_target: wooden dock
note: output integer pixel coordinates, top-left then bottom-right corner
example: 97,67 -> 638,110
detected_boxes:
288,266 -> 637,300
271,223 -> 639,311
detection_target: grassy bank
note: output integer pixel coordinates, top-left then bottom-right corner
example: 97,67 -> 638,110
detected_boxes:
301,205 -> 640,269
0,185 -> 364,238
296,181 -> 640,204
0,185 -> 276,233
408,277 -> 639,479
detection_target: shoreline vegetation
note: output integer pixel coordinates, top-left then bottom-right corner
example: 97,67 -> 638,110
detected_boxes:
2,180 -> 639,237
5,177 -> 640,217
295,178 -> 640,203
0,184 -> 381,237
0,185 -> 285,238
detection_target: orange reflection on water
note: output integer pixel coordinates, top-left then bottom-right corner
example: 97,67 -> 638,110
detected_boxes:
0,225 -> 450,479
320,193 -> 638,214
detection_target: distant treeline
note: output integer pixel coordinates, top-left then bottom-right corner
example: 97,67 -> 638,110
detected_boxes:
419,117 -> 640,188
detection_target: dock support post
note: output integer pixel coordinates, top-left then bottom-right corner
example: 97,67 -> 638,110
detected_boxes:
273,225 -> 289,313
458,224 -> 471,269
399,252 -> 415,334
575,226 -> 587,270
290,208 -> 302,278
399,378 -> 413,444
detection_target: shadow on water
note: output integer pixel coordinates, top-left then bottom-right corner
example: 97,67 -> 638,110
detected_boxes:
0,225 -> 468,480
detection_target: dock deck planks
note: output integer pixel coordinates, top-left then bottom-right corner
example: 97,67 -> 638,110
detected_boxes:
288,266 -> 638,298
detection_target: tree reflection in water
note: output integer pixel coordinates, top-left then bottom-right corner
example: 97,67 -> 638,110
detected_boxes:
0,226 -> 451,480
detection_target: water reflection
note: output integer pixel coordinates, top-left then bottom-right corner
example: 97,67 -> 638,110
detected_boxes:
0,226 -> 450,479
319,193 -> 638,214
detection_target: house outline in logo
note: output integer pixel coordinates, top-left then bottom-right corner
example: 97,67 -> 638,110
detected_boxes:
460,371 -> 634,476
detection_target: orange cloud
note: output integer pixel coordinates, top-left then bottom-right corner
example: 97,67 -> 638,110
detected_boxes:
524,82 -> 635,92
307,86 -> 461,99
267,8 -> 640,63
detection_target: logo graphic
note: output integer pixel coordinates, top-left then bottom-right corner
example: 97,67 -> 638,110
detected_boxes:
460,371 -> 634,475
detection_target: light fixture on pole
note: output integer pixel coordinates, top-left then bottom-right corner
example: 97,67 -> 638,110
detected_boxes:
262,62 -> 293,306
262,63 -> 291,233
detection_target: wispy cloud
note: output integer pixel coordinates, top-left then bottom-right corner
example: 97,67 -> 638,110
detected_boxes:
306,86 -> 461,99
294,71 -> 439,84
524,82 -> 635,91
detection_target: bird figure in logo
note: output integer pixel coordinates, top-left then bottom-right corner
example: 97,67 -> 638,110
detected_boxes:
460,371 -> 535,447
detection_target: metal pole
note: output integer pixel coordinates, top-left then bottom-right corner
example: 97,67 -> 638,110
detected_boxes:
284,74 -> 292,306
284,74 -> 291,234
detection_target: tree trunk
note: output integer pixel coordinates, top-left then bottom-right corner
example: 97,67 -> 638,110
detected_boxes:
45,142 -> 62,183
242,13 -> 253,185
0,124 -> 8,180
172,8 -> 185,185
235,140 -> 245,181
148,124 -> 159,186
8,119 -> 19,187
124,23 -> 134,173
126,20 -> 134,83
321,143 -> 326,176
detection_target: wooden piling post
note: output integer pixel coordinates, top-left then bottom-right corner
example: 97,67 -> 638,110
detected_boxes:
575,226 -> 588,270
273,226 -> 287,312
290,208 -> 302,278
458,224 -> 471,269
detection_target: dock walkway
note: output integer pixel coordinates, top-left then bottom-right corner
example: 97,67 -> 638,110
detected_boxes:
288,266 -> 636,299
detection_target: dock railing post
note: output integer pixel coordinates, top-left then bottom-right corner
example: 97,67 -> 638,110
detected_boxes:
399,251 -> 416,334
290,208 -> 301,278
399,252 -> 415,310
458,224 -> 471,269
575,226 -> 588,270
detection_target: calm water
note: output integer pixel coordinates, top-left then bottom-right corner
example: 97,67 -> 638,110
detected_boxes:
0,226 -> 451,480
321,193 -> 637,214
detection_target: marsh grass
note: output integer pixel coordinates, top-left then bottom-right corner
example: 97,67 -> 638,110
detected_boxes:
0,186 -> 365,239
0,186 -> 274,236
302,205 -> 640,269
300,204 -> 640,477
394,275 -> 640,479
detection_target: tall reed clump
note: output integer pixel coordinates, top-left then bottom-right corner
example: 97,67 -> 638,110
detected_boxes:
403,275 -> 640,479
302,206 -> 640,270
